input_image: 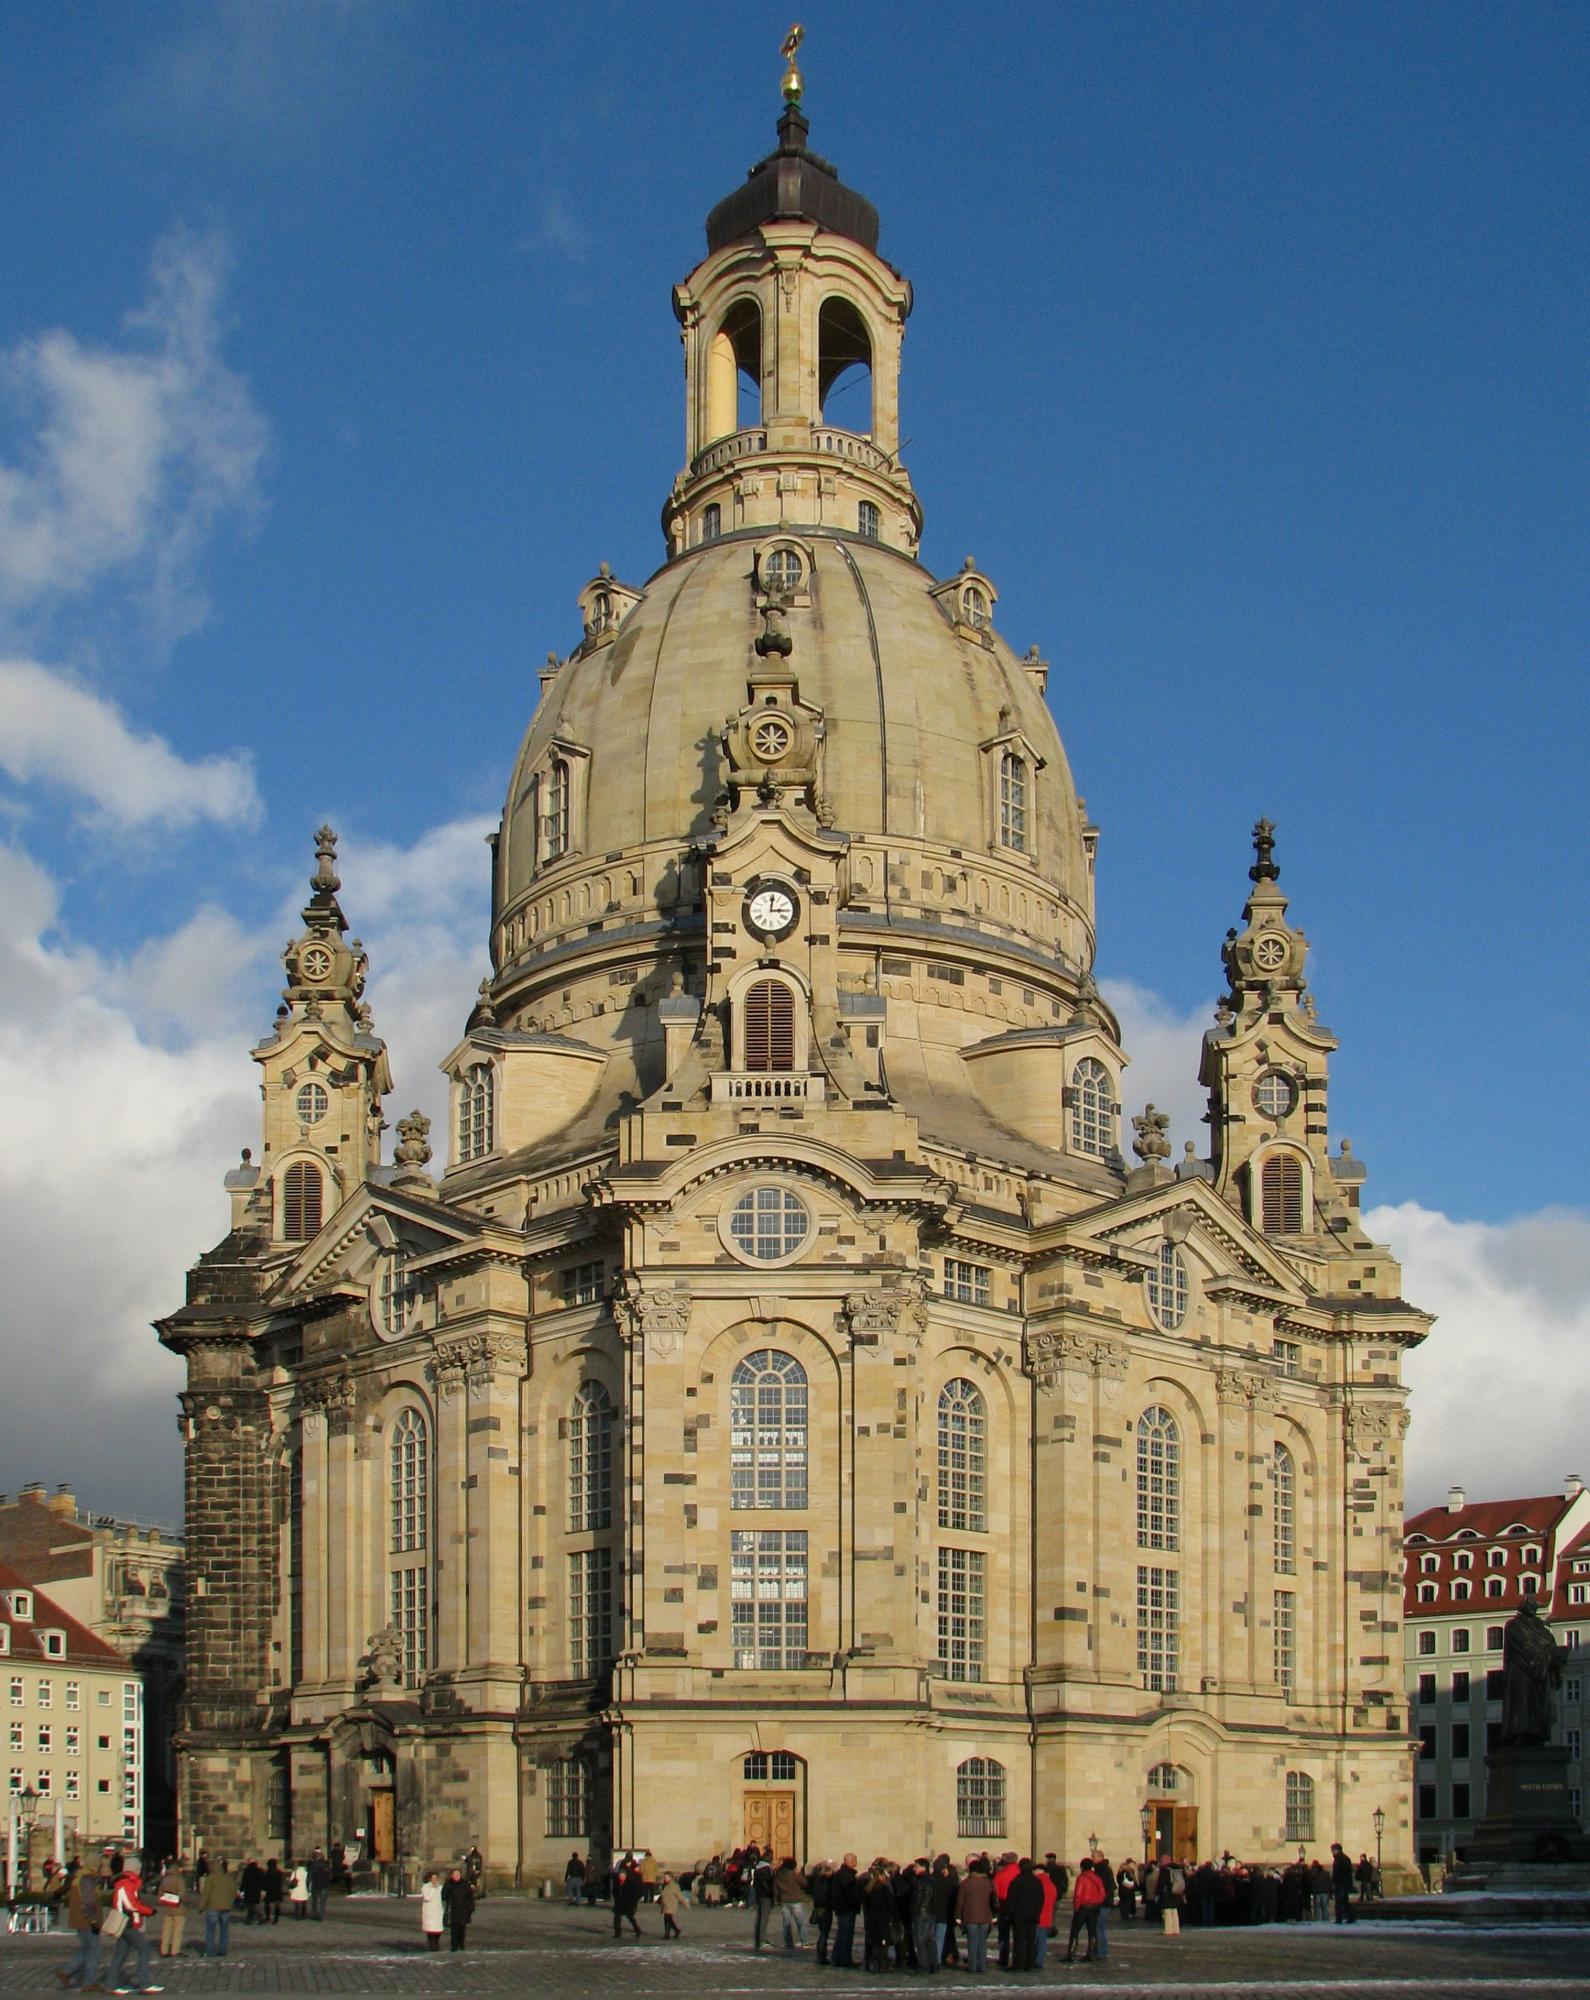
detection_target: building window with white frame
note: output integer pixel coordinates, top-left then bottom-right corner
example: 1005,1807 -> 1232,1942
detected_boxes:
1275,1588 -> 1296,1695
1136,1407 -> 1180,1551
937,1547 -> 986,1682
761,547 -> 803,594
1146,1241 -> 1190,1330
943,1258 -> 991,1307
956,1757 -> 1006,1839
544,758 -> 571,861
1070,1057 -> 1114,1158
1137,1565 -> 1179,1692
389,1565 -> 428,1687
858,500 -> 880,540
378,1247 -> 410,1338
568,1381 -> 615,1532
730,1350 -> 808,1510
389,1406 -> 430,1686
938,1380 -> 987,1534
458,1062 -> 494,1163
1272,1442 -> 1296,1575
702,502 -> 722,543
998,751 -> 1028,852
730,1530 -> 807,1669
1284,1770 -> 1315,1842
569,1547 -> 614,1678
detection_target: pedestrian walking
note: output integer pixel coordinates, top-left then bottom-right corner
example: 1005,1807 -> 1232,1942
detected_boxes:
1330,1843 -> 1356,1924
59,1864 -> 103,1991
659,1871 -> 683,1939
441,1867 -> 474,1951
104,1856 -> 160,1995
564,1849 -> 585,1906
155,1856 -> 188,1958
751,1853 -> 776,1950
1064,1857 -> 1106,1962
262,1858 -> 284,1925
611,1856 -> 644,1938
240,1858 -> 265,1925
420,1871 -> 444,1951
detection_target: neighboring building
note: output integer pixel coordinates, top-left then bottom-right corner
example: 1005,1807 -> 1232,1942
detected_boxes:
1,1562 -> 144,1852
159,78 -> 1431,1885
0,1483 -> 184,1855
1403,1477 -> 1590,1865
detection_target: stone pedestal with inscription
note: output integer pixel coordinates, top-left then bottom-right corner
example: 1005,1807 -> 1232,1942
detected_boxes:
1464,1744 -> 1589,1866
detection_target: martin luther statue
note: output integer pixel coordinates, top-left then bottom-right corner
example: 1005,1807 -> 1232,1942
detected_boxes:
1499,1594 -> 1566,1747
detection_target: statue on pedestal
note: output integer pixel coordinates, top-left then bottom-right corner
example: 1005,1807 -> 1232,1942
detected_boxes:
1500,1594 -> 1565,1747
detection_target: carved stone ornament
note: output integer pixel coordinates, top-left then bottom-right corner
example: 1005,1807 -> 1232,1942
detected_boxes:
1027,1329 -> 1128,1398
299,1371 -> 356,1429
1346,1402 -> 1407,1451
431,1332 -> 525,1397
615,1277 -> 692,1359
841,1278 -> 928,1349
1131,1104 -> 1172,1164
358,1624 -> 405,1693
1215,1367 -> 1283,1419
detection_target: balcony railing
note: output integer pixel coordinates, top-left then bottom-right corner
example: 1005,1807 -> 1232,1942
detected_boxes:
691,429 -> 770,478
689,426 -> 894,481
711,1071 -> 825,1106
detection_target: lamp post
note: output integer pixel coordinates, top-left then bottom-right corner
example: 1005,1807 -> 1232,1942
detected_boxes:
1087,1829 -> 1098,1858
1139,1802 -> 1151,1866
1372,1806 -> 1386,1897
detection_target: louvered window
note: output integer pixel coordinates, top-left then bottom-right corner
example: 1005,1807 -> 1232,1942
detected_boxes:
1261,1153 -> 1304,1233
743,978 -> 796,1072
283,1161 -> 323,1241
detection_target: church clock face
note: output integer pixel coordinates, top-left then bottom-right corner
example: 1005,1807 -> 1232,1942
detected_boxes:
744,881 -> 799,942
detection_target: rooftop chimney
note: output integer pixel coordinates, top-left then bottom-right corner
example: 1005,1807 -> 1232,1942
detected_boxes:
1566,1474 -> 1584,1500
18,1482 -> 45,1502
48,1485 -> 76,1515
1447,1484 -> 1466,1513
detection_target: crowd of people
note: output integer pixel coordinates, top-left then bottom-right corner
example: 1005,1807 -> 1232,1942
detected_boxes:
559,1838 -> 1379,1966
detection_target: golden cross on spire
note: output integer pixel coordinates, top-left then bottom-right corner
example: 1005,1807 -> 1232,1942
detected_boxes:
781,23 -> 804,105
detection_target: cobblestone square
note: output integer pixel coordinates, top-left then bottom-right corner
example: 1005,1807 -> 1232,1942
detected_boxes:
5,1896 -> 1589,1999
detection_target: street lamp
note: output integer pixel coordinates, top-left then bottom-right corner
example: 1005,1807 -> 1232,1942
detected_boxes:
1372,1806 -> 1386,1896
1139,1801 -> 1151,1866
1087,1829 -> 1098,1857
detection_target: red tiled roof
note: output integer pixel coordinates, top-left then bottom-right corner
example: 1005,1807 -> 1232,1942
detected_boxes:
1405,1494 -> 1566,1542
0,1558 -> 124,1668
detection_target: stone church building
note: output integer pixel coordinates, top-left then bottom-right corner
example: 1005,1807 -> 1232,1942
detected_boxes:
160,84 -> 1428,1885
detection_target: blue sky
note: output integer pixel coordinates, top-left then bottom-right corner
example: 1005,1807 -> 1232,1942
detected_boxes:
0,2 -> 1585,1520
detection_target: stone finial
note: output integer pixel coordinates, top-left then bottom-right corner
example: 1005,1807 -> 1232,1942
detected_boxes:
469,978 -> 499,1031
312,824 -> 340,895
394,1111 -> 431,1170
1131,1104 -> 1172,1164
1249,816 -> 1279,884
359,1624 -> 404,1692
754,598 -> 794,658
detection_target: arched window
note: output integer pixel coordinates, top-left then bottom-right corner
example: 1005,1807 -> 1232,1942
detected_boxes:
702,502 -> 722,543
761,547 -> 803,594
458,1062 -> 494,1163
742,978 -> 796,1072
962,584 -> 989,629
390,1409 -> 428,1554
858,500 -> 881,541
568,1382 -> 615,1533
545,758 -> 570,860
1261,1153 -> 1304,1233
283,1161 -> 323,1241
1070,1057 -> 1114,1158
938,1379 -> 987,1533
998,751 -> 1028,852
730,1350 -> 808,1510
706,298 -> 761,440
1272,1443 -> 1296,1575
1284,1770 -> 1315,1842
1147,1762 -> 1180,1794
1146,1242 -> 1190,1330
389,1407 -> 429,1687
1136,1406 -> 1179,1551
817,296 -> 872,432
956,1758 -> 1006,1839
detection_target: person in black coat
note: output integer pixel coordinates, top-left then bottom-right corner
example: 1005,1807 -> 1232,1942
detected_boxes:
1329,1844 -> 1356,1924
830,1856 -> 861,1968
612,1859 -> 644,1938
862,1866 -> 896,1975
1003,1858 -> 1047,1973
441,1868 -> 475,1952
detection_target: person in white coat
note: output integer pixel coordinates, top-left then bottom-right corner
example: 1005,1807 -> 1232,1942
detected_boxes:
420,1871 -> 445,1952
288,1861 -> 311,1919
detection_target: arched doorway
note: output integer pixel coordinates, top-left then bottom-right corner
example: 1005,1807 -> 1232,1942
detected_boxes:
737,1747 -> 804,1858
1146,1761 -> 1197,1862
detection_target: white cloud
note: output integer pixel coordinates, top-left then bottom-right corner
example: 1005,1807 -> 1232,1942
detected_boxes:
1100,975 -> 1213,1166
0,657 -> 260,829
0,223 -> 266,644
1375,1202 -> 1590,1513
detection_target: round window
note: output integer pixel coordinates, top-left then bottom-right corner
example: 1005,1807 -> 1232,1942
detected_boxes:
727,1185 -> 810,1263
1145,1241 -> 1190,1331
295,1082 -> 329,1126
1253,1071 -> 1295,1120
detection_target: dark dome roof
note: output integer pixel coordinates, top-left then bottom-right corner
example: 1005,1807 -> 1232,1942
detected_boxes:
705,106 -> 880,255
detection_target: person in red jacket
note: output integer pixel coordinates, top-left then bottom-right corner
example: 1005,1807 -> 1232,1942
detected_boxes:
991,1852 -> 1020,1968
1032,1862 -> 1060,1967
1066,1856 -> 1107,1963
105,1862 -> 162,1994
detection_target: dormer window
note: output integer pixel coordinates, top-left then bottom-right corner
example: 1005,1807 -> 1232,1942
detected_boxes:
458,1062 -> 495,1164
545,759 -> 570,861
5,1593 -> 31,1624
858,500 -> 880,540
1070,1057 -> 1115,1159
40,1631 -> 64,1659
761,547 -> 803,594
998,751 -> 1029,852
963,584 -> 989,629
